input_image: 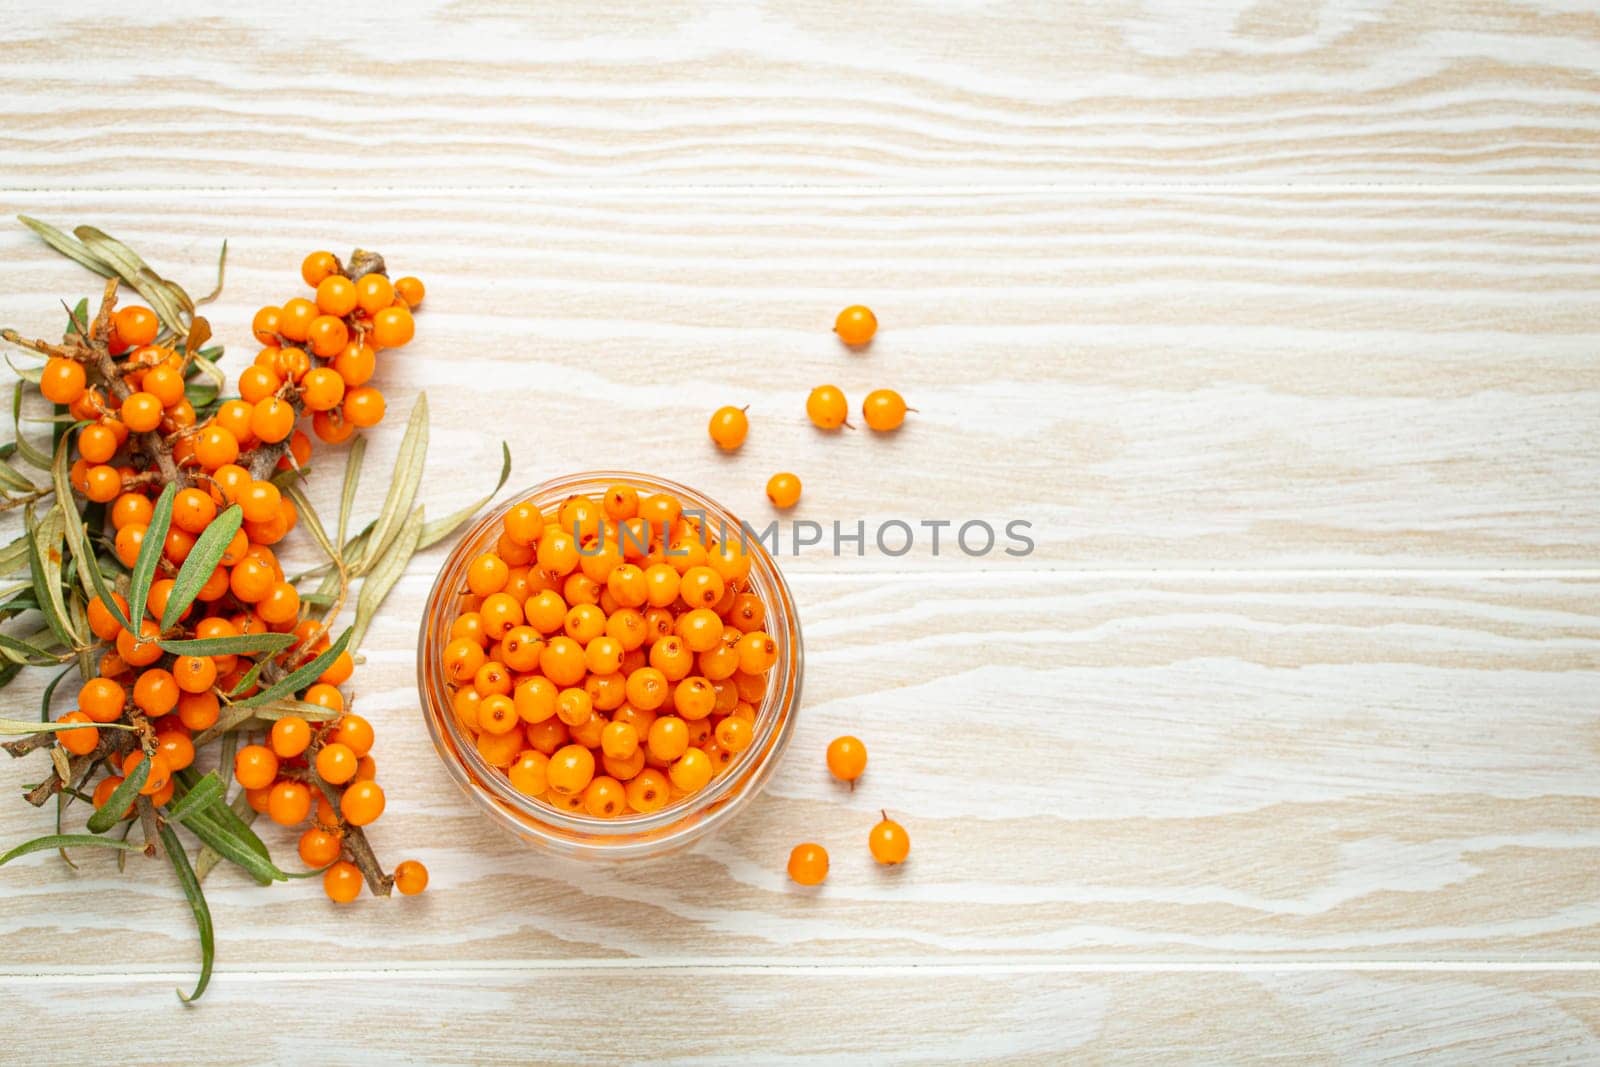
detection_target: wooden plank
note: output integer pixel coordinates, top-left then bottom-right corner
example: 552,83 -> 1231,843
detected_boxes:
2,573 -> 1595,965
3,966 -> 1598,1063
4,2 -> 1600,187
0,191 -> 1596,568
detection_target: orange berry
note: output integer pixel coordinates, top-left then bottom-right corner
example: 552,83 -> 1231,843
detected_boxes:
268,779 -> 312,826
311,406 -> 356,444
354,273 -> 394,315
324,859 -> 363,903
625,768 -> 669,813
393,276 -> 425,309
40,357 -> 87,405
582,775 -> 626,818
370,305 -> 414,349
79,677 -> 127,723
238,479 -> 281,523
132,668 -> 179,717
123,750 -> 172,796
340,780 -> 385,825
343,387 -> 385,427
318,650 -> 355,687
76,423 -> 118,464
299,826 -> 343,868
869,811 -> 911,864
250,397 -> 295,444
546,744 -> 596,796
862,388 -> 909,431
171,655 -> 217,694
278,298 -> 318,343
788,842 -> 829,885
301,251 -> 340,287
708,405 -> 749,451
315,274 -> 357,316
142,363 -> 184,407
193,425 -> 240,470
834,305 -> 877,347
513,676 -> 558,725
331,713 -> 374,757
234,744 -> 279,789
171,488 -> 217,534
478,694 -> 519,734
270,715 -> 313,758
237,364 -> 282,404
714,715 -> 753,754
276,345 -> 311,383
307,314 -> 350,359
679,566 -> 725,610
86,592 -> 130,643
257,581 -> 301,626
766,472 -> 802,509
508,750 -> 550,796
331,341 -> 376,387
120,391 -> 163,433
805,385 -> 849,430
55,711 -> 99,756
826,735 -> 867,782
316,742 -> 358,784
251,306 -> 282,345
300,367 -> 345,412
394,859 -> 429,895
114,306 -> 161,347
647,715 -> 689,761
303,682 -> 344,714
735,631 -> 778,674
82,464 -> 121,504
154,727 -> 195,772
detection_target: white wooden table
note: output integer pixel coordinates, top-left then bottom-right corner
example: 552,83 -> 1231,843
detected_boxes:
3,2 -> 1599,1061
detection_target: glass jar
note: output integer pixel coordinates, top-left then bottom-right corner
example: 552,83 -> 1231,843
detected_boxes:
417,471 -> 802,860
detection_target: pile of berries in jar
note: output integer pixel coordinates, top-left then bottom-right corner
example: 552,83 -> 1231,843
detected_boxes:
440,482 -> 779,818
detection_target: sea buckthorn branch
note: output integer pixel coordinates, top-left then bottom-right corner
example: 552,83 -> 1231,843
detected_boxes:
0,223 -> 504,999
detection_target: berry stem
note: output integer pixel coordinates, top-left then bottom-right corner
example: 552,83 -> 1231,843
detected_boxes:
309,771 -> 393,896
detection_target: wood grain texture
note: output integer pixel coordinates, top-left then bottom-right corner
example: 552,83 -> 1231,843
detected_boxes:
0,189 -> 1596,568
3,573 -> 1596,967
4,967 -> 1599,1064
4,0 -> 1600,187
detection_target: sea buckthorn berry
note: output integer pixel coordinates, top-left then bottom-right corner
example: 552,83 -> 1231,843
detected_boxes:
502,501 -> 545,546
163,527 -> 196,565
133,668 -> 179,717
648,636 -> 692,682
300,367 -> 346,411
155,727 -> 195,772
736,632 -> 778,674
453,687 -> 483,730
500,626 -> 544,672
479,694 -> 519,734
788,842 -> 829,886
355,273 -> 394,315
142,363 -> 184,407
117,619 -> 163,667
508,750 -> 550,796
479,592 -> 523,640
55,711 -> 99,756
669,748 -> 713,793
239,480 -> 281,523
602,744 -> 646,782
862,388 -> 910,432
638,492 -> 681,532
122,751 -> 172,796
394,859 -> 429,895
193,425 -> 240,470
324,860 -> 363,903
114,305 -> 161,347
234,744 -> 279,789
605,608 -> 647,652
647,716 -> 689,762
715,715 -> 753,754
826,735 -> 867,783
643,563 -> 680,607
625,667 -> 669,711
708,405 -> 749,451
268,780 -> 313,826
467,553 -> 509,597
120,391 -> 163,433
563,603 -> 605,644
601,721 -> 639,761
110,492 -> 151,531
279,297 -> 318,343
679,566 -> 725,610
708,540 -> 751,584
371,305 -> 415,348
77,677 -> 125,724
603,484 -> 638,521
316,273 -> 357,316
307,314 -> 350,358
834,304 -> 877,347
172,487 -> 217,534
40,357 -> 87,405
83,464 -> 121,504
698,642 -> 740,681
280,429 -> 313,471
172,655 -> 218,694
555,687 -> 593,728
603,563 -> 646,608
625,768 -> 669,813
237,364 -> 281,404
86,592 -> 130,642
869,812 -> 911,865
251,397 -> 295,443
312,407 -> 356,444
316,741 -> 358,783
525,590 -> 567,635
299,826 -> 343,868
344,387 -> 386,427
766,472 -> 801,509
443,637 -> 487,684
319,649 -> 355,688
302,251 -> 339,287
304,682 -> 344,714
331,713 -> 374,757
677,609 -> 724,654
78,423 -> 117,464
546,744 -> 596,797
393,276 -> 425,309
270,716 -> 313,758
513,677 -> 558,725
256,581 -> 301,625
673,677 -> 716,721
230,557 -> 275,603
92,775 -> 132,819
251,306 -> 283,345
340,780 -> 386,826
806,384 -> 850,430
583,636 -> 623,676
583,775 -> 625,818
539,636 -> 587,687
331,341 -> 376,387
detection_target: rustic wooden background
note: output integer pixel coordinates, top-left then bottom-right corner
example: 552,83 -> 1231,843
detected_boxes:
3,1 -> 1599,1062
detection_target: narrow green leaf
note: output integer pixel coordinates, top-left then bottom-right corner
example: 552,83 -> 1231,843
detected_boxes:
87,757 -> 148,832
252,698 -> 340,723
40,662 -> 76,722
51,430 -> 101,604
12,380 -> 51,470
25,504 -> 78,647
225,656 -> 269,699
158,823 -> 213,1002
126,481 -> 176,630
0,532 -> 31,577
281,482 -> 337,564
419,441 -> 512,550
186,349 -> 225,393
230,628 -> 351,709
189,704 -> 260,748
161,503 -> 241,630
0,632 -> 63,665
352,504 -> 423,653
337,435 -> 366,551
0,462 -> 37,493
0,833 -> 140,866
158,631 -> 295,657
179,813 -> 286,884
356,392 -> 427,576
72,226 -> 187,333
0,717 -> 134,736
17,217 -> 112,278
164,771 -> 223,821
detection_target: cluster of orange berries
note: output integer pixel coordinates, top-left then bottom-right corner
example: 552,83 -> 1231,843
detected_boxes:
784,737 -> 909,886
244,251 -> 424,447
705,305 -> 910,512
48,282 -> 426,905
443,484 -> 781,817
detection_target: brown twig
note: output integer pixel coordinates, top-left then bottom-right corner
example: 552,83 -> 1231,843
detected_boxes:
136,796 -> 163,858
17,728 -> 136,804
309,772 -> 391,896
0,486 -> 55,513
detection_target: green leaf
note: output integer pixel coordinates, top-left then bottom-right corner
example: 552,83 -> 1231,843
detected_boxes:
161,503 -> 241,630
158,823 -> 213,1002
230,628 -> 351,710
224,656 -> 268,698
17,217 -> 113,278
126,481 -> 175,630
25,503 -> 78,647
178,812 -> 286,885
252,698 -> 340,723
158,632 -> 295,657
0,532 -> 31,578
164,771 -> 223,821
356,392 -> 427,576
51,430 -> 101,604
72,226 -> 187,333
337,435 -> 366,551
0,833 -> 140,866
281,482 -> 337,564
186,349 -> 225,394
0,717 -> 134,735
352,504 -> 423,653
40,662 -> 75,722
12,380 -> 51,470
419,441 -> 512,550
87,756 -> 148,832
0,462 -> 38,493
0,628 -> 64,666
